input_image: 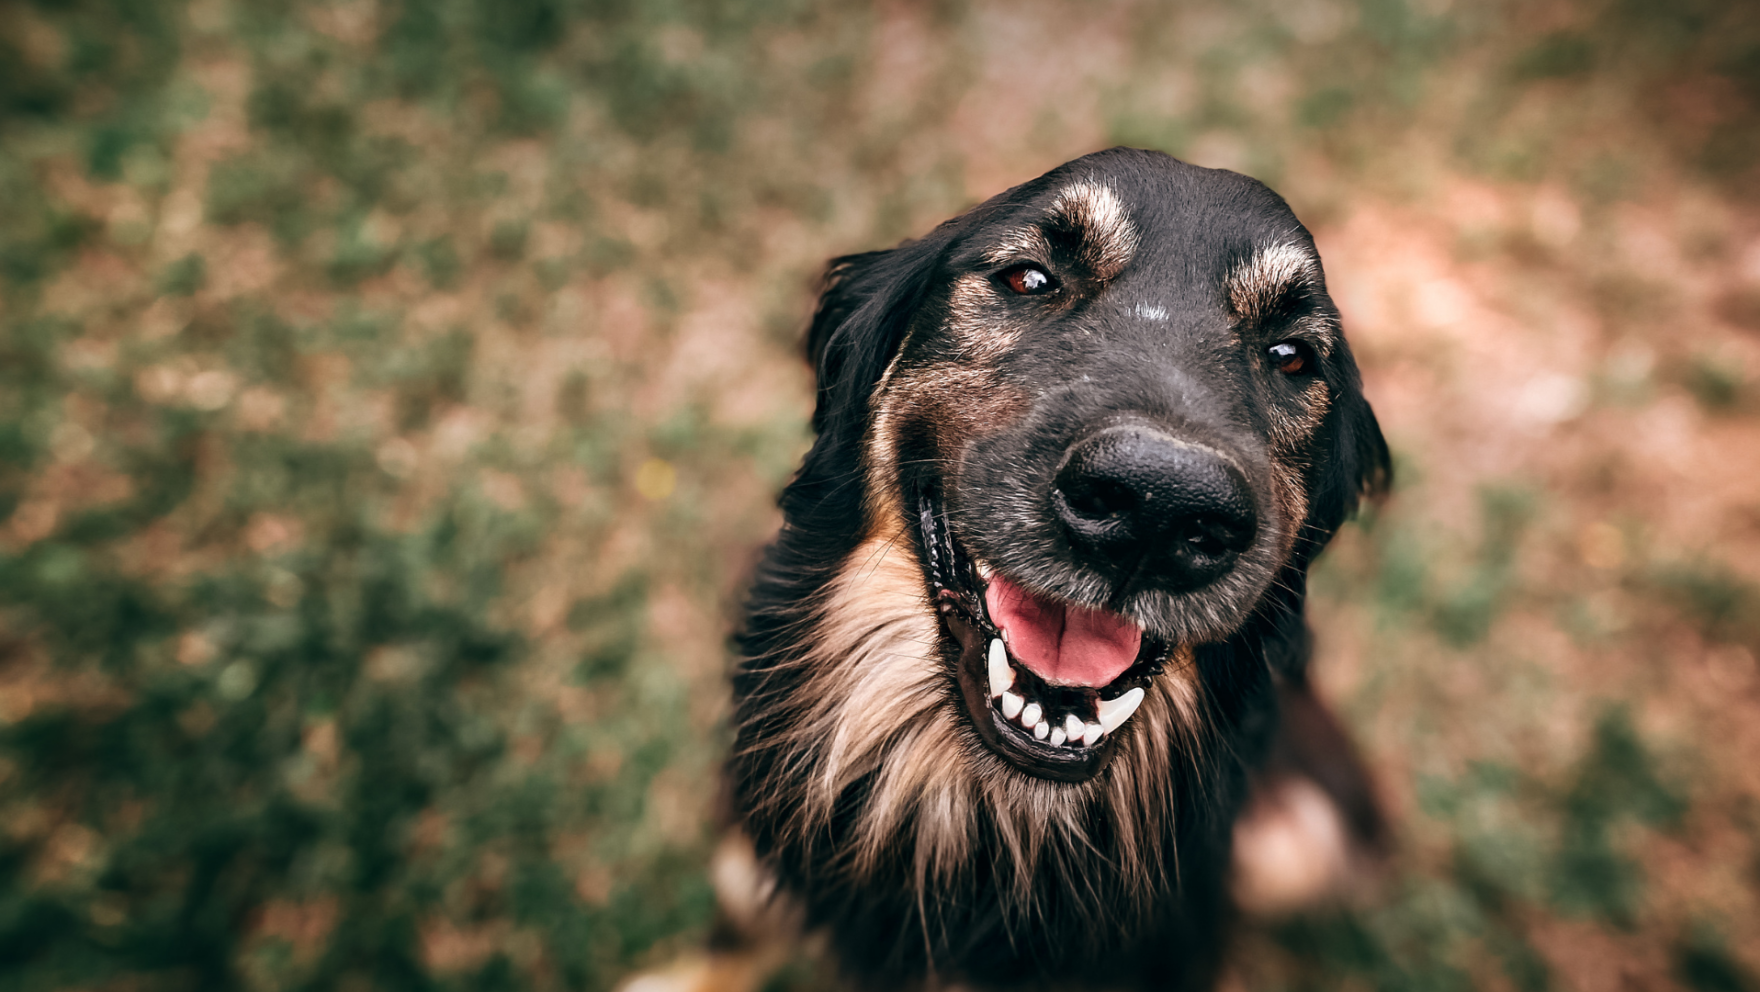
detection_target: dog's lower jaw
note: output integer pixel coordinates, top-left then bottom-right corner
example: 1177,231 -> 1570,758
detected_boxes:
729,525 -> 1244,989
945,604 -> 1189,784
949,618 -> 1112,782
918,487 -> 1178,781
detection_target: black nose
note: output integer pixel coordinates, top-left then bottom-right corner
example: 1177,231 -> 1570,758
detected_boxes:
1052,426 -> 1258,592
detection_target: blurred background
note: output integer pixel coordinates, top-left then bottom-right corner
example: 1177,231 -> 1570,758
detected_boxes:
1,0 -> 1758,989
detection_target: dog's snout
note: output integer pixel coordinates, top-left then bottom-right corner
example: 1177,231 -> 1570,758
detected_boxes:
1052,427 -> 1257,591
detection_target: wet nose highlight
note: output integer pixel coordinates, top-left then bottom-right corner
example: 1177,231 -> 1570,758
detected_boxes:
1052,426 -> 1258,592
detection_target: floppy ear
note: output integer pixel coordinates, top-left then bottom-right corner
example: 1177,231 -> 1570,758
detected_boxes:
1252,347 -> 1388,682
1302,349 -> 1391,554
803,236 -> 955,439
1336,384 -> 1392,509
783,229 -> 964,525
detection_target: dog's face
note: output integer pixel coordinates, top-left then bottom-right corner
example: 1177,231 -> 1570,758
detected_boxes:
827,150 -> 1387,783
734,150 -> 1387,954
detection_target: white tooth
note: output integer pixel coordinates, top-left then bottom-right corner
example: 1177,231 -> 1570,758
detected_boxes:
1050,727 -> 1066,746
1096,687 -> 1146,734
987,639 -> 1014,697
1020,702 -> 1042,727
1001,691 -> 1024,720
1063,713 -> 1085,740
975,560 -> 994,580
1082,721 -> 1105,746
1034,720 -> 1049,740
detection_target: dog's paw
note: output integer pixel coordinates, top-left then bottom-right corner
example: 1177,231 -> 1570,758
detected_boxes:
1230,773 -> 1364,916
617,956 -> 765,992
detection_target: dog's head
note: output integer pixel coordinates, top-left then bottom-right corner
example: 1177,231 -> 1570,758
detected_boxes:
791,148 -> 1387,784
734,150 -> 1387,954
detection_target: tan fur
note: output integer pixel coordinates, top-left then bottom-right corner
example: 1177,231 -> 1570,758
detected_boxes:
1224,243 -> 1318,322
861,346 -> 916,532
710,831 -> 791,937
944,273 -> 1026,363
614,954 -> 767,992
1049,179 -> 1140,281
860,279 -> 1031,534
980,226 -> 1056,270
736,505 -> 1210,919
1264,392 -> 1326,546
1229,776 -> 1354,917
863,345 -> 1030,542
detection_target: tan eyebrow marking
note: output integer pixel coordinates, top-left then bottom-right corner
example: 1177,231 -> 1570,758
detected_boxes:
1224,243 -> 1320,323
979,179 -> 1140,282
980,226 -> 1055,268
1047,179 -> 1138,281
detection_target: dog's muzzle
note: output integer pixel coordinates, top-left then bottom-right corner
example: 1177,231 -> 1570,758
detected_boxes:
1052,425 -> 1258,594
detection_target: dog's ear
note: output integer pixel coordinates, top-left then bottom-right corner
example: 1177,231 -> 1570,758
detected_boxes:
782,227 -> 969,525
1258,351 -> 1387,680
804,240 -> 944,442
1338,383 -> 1392,508
1303,350 -> 1392,552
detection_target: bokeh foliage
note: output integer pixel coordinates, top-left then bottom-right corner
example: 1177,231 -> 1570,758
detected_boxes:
1,0 -> 1758,989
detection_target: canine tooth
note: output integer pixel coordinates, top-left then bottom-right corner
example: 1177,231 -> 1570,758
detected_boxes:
975,560 -> 994,580
1050,727 -> 1066,746
1096,687 -> 1146,734
1034,720 -> 1049,740
1082,721 -> 1104,746
987,639 -> 1013,697
1001,691 -> 1024,720
1063,713 -> 1085,740
1020,702 -> 1042,727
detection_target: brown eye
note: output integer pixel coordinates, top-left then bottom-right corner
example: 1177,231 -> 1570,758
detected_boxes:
1269,341 -> 1312,375
1000,265 -> 1055,296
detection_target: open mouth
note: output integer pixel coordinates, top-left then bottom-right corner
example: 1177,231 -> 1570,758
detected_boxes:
919,488 -> 1174,782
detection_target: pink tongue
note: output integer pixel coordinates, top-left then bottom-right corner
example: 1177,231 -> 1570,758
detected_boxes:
983,575 -> 1143,687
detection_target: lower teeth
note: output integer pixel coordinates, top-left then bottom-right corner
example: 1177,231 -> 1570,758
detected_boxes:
984,638 -> 1146,749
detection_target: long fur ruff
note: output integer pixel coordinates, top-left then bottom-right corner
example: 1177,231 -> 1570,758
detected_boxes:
730,515 -> 1289,985
737,520 -> 1211,903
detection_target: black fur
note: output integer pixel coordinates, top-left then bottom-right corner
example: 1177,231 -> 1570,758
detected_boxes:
730,148 -> 1389,991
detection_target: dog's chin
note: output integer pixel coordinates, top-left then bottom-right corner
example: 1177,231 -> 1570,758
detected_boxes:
917,492 -> 1176,784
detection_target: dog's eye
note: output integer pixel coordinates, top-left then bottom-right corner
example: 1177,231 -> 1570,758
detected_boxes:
1268,341 -> 1314,375
999,265 -> 1056,296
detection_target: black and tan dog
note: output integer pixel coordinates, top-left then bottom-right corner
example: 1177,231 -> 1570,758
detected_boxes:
651,147 -> 1391,992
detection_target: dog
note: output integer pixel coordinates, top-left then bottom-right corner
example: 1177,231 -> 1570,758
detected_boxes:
649,147 -> 1391,992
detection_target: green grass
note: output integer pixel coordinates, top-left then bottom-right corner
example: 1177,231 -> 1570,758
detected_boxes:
1,0 -> 1757,988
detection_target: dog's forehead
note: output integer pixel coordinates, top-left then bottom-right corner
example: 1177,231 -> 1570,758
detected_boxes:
972,161 -> 1321,308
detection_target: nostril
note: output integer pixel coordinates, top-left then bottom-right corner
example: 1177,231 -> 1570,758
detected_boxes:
1185,526 -> 1223,556
1064,477 -> 1138,520
1181,515 -> 1253,558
